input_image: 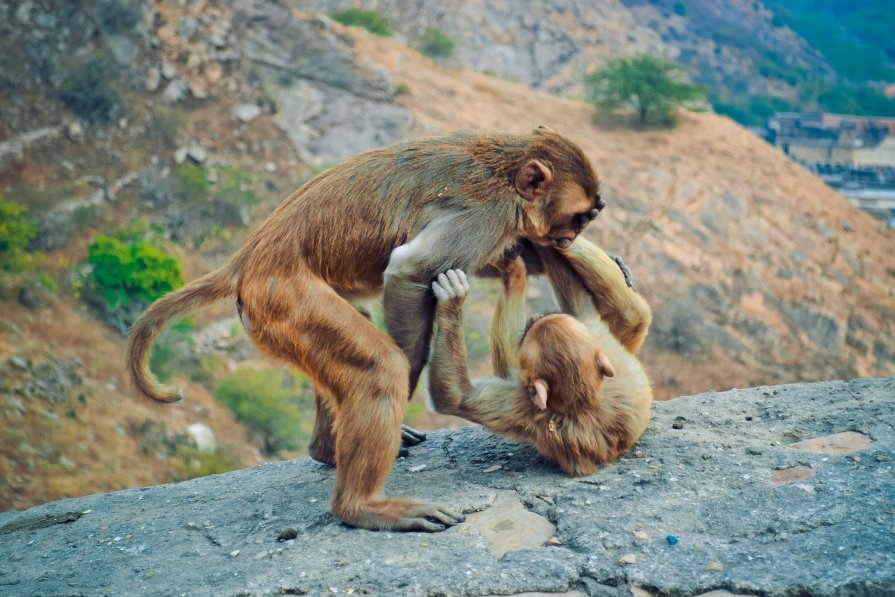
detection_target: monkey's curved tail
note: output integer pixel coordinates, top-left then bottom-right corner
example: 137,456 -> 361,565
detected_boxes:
126,261 -> 240,403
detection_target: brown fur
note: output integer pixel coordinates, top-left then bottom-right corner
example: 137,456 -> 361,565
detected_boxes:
126,128 -> 602,531
428,237 -> 652,476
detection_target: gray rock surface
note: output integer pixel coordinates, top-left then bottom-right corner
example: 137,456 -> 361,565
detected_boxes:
235,0 -> 418,165
1,377 -> 893,596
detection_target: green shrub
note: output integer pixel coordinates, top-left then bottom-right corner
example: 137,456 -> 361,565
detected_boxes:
82,231 -> 183,332
174,162 -> 211,201
331,9 -> 392,36
419,27 -> 455,58
175,163 -> 259,207
148,319 -> 197,383
0,197 -> 41,273
214,366 -> 312,455
59,59 -> 120,123
86,234 -> 183,309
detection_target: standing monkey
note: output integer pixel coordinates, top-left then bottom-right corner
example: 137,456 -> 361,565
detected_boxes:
428,237 -> 652,476
127,128 -> 604,531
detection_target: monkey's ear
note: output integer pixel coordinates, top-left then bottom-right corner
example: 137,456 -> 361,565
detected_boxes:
528,378 -> 549,410
596,353 -> 615,379
515,160 -> 553,202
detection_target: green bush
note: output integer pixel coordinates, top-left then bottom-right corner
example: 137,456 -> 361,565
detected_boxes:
175,163 -> 259,206
419,27 -> 455,58
59,59 -> 120,123
174,162 -> 211,201
86,234 -> 183,309
81,231 -> 183,332
331,9 -> 392,36
0,197 -> 41,273
214,366 -> 312,455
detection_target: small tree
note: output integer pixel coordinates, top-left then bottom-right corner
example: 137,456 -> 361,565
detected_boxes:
585,55 -> 704,127
0,197 -> 41,273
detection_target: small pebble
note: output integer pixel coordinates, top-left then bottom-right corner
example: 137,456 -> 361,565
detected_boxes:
633,530 -> 648,539
483,465 -> 502,473
619,553 -> 637,564
277,528 -> 299,542
672,421 -> 684,430
704,561 -> 723,571
667,535 -> 679,545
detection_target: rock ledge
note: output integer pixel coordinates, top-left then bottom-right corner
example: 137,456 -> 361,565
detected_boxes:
1,378 -> 893,596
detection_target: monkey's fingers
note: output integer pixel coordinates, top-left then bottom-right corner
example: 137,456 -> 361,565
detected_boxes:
445,270 -> 467,297
612,255 -> 636,290
432,280 -> 451,302
401,424 -> 427,446
457,269 -> 470,293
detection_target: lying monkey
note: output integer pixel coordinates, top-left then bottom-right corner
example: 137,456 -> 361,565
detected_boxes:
428,238 -> 652,475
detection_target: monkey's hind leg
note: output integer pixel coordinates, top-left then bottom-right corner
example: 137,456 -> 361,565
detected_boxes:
242,272 -> 462,532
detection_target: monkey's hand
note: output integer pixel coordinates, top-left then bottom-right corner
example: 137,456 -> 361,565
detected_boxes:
432,269 -> 470,308
611,255 -> 636,291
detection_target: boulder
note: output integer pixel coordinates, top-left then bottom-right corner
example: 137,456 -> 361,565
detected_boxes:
0,378 -> 892,596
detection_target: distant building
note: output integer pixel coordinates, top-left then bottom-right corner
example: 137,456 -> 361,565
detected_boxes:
768,112 -> 895,168
767,112 -> 895,227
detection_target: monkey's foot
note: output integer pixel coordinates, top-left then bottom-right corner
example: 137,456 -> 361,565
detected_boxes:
338,498 -> 464,533
401,424 -> 427,447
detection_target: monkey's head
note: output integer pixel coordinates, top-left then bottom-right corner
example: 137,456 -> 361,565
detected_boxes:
515,128 -> 604,250
517,313 -> 615,413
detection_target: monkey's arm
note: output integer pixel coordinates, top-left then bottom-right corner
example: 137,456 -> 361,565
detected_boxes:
384,217 -> 492,396
429,270 -> 520,425
489,257 -> 528,379
428,271 -> 476,416
535,238 -> 651,354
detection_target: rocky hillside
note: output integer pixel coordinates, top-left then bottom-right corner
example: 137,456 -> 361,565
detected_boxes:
293,0 -> 669,98
1,0 -> 894,510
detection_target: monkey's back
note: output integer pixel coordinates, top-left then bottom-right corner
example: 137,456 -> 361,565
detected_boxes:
240,131 -> 525,292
